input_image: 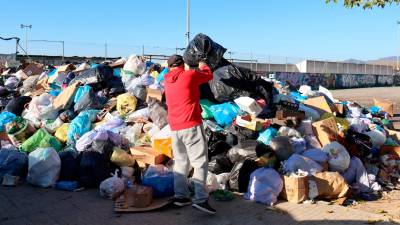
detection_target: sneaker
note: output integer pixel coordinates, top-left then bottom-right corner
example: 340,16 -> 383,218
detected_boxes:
172,197 -> 192,207
192,201 -> 216,215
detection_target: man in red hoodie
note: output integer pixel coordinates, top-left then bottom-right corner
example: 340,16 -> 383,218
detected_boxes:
164,55 -> 216,214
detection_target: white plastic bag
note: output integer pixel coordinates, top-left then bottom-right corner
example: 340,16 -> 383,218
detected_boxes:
244,168 -> 283,206
322,141 -> 350,173
123,54 -> 146,76
206,172 -> 219,193
27,147 -> 61,188
283,154 -> 323,174
25,93 -> 58,120
99,169 -> 125,199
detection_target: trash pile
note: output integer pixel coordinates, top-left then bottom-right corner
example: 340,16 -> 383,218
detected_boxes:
0,33 -> 399,210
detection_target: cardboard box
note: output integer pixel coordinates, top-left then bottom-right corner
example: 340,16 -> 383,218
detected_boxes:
146,88 -> 163,102
304,96 -> 333,114
236,115 -> 271,131
124,185 -> 153,208
130,146 -> 159,166
281,175 -> 308,203
380,146 -> 400,157
334,103 -> 344,115
234,97 -> 262,115
373,98 -> 394,117
52,82 -> 79,110
312,117 -> 339,146
23,62 -> 44,76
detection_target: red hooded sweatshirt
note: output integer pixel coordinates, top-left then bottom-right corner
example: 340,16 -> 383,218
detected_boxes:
164,65 -> 213,131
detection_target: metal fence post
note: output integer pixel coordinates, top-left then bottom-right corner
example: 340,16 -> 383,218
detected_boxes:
364,63 -> 367,74
285,57 -> 288,72
268,55 -> 271,72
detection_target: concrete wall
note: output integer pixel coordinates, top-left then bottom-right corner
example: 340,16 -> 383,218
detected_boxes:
234,62 -> 299,73
274,72 -> 400,89
295,60 -> 394,75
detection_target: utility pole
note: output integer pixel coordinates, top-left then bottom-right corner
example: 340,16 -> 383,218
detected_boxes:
105,43 -> 107,61
397,20 -> 400,71
186,0 -> 190,46
20,24 -> 32,56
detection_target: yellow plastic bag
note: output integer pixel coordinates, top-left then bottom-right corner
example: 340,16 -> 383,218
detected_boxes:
152,138 -> 173,158
117,93 -> 137,116
110,148 -> 136,167
55,123 -> 69,143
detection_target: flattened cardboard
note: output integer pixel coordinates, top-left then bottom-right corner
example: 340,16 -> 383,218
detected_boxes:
373,98 -> 393,117
58,64 -> 76,73
304,96 -> 332,114
380,146 -> 400,157
146,88 -> 163,102
52,83 -> 79,110
312,117 -> 339,146
23,62 -> 44,76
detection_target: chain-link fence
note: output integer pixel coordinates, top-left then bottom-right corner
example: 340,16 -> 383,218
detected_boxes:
1,39 -> 397,75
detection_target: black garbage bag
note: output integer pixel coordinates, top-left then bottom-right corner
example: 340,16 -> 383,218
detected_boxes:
209,61 -> 273,103
345,129 -> 373,158
209,140 -> 231,160
209,154 -> 234,175
0,150 -> 28,180
228,125 -> 258,143
228,159 -> 259,193
5,96 -> 32,116
58,147 -> 80,181
183,33 -> 227,70
79,151 -> 112,188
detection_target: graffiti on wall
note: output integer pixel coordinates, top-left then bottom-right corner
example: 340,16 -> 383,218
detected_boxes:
274,72 -> 400,89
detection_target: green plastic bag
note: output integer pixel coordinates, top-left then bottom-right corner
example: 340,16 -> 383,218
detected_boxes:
200,99 -> 214,119
20,128 -> 63,153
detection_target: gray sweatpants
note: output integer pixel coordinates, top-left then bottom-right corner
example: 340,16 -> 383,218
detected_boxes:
171,125 -> 208,204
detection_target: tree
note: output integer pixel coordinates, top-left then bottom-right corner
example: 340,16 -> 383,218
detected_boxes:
326,0 -> 400,9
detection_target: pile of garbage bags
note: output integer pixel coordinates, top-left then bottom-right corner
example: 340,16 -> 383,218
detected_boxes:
0,33 -> 399,208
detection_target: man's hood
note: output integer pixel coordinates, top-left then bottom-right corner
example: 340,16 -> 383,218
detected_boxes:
164,67 -> 184,83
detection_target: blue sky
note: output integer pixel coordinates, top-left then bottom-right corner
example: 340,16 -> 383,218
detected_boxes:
0,0 -> 399,62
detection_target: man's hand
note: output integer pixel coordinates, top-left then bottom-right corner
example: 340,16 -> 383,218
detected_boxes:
198,61 -> 207,68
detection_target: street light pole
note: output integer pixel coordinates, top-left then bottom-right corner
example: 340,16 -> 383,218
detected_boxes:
20,24 -> 32,56
186,0 -> 190,46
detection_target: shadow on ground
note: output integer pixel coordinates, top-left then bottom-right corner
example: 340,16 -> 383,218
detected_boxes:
0,184 -> 398,225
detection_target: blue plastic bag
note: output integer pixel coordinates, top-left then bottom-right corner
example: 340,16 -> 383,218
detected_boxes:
74,85 -> 92,103
113,68 -> 121,77
370,106 -> 382,114
142,165 -> 174,198
257,127 -> 278,145
0,111 -> 16,132
156,68 -> 169,82
0,150 -> 28,180
290,92 -> 308,102
210,103 -> 240,127
48,90 -> 61,97
67,110 -> 99,143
